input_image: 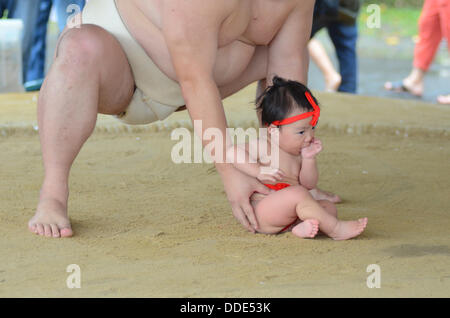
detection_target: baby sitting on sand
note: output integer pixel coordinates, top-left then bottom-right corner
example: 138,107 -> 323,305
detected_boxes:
226,76 -> 367,240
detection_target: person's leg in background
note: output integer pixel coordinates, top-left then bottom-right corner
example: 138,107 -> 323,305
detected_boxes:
25,0 -> 53,85
384,0 -> 442,97
408,0 -> 442,96
308,37 -> 342,92
54,0 -> 85,33
327,21 -> 358,94
9,0 -> 41,83
437,0 -> 450,104
309,1 -> 342,93
0,0 -> 14,16
25,0 -> 87,90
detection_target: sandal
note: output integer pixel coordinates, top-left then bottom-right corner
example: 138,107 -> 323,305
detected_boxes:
384,81 -> 422,97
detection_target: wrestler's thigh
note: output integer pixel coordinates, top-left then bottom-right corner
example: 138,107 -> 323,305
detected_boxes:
55,24 -> 135,115
255,185 -> 310,231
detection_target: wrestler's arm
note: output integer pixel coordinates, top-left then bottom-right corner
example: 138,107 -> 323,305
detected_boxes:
226,141 -> 259,176
162,0 -> 269,232
266,0 -> 314,85
226,142 -> 284,184
267,0 -> 316,189
162,0 -> 229,157
226,139 -> 283,181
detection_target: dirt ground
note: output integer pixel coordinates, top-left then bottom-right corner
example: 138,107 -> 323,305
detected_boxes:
0,85 -> 449,297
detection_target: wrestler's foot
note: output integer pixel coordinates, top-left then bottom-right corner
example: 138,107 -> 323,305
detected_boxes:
329,218 -> 368,241
310,188 -> 341,203
292,219 -> 319,238
325,72 -> 342,92
28,198 -> 72,238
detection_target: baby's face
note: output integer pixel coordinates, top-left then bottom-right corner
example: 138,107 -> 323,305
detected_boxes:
273,109 -> 316,156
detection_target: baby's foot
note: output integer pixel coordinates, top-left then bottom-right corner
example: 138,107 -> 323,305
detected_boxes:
292,219 -> 319,238
310,188 -> 342,203
28,198 -> 73,238
329,218 -> 367,241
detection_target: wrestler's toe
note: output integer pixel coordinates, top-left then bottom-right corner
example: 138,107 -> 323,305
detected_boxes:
60,227 -> 73,238
28,223 -> 37,234
50,224 -> 61,238
44,224 -> 53,237
36,223 -> 45,236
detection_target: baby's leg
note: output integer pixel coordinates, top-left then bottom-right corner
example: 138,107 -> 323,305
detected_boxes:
253,186 -> 319,237
273,200 -> 335,238
295,191 -> 368,240
318,200 -> 337,218
315,200 -> 337,236
254,185 -> 367,240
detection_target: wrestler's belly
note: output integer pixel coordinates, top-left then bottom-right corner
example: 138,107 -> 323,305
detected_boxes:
116,0 -> 256,87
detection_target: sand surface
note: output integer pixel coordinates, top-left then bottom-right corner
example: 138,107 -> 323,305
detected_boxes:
0,85 -> 449,297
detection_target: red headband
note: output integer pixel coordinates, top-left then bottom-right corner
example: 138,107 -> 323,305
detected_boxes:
271,92 -> 320,127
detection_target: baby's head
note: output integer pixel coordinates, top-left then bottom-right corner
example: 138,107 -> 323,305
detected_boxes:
256,76 -> 320,155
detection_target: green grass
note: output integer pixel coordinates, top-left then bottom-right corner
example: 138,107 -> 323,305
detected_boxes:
358,5 -> 421,38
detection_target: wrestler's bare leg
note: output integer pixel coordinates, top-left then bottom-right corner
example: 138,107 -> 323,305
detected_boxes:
28,25 -> 135,238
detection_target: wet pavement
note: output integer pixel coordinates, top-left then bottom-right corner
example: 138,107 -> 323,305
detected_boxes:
308,32 -> 450,103
309,55 -> 450,103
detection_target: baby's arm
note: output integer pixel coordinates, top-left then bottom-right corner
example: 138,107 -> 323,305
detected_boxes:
299,138 -> 322,189
226,140 -> 284,183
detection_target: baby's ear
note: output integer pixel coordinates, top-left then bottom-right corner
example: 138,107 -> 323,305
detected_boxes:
267,124 -> 279,135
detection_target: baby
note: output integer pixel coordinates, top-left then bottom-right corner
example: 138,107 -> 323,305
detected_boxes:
226,76 -> 367,240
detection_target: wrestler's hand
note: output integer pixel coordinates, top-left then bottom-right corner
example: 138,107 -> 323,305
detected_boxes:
256,167 -> 285,184
301,137 -> 322,159
218,164 -> 271,233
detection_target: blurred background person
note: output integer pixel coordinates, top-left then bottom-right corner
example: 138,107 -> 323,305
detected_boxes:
309,0 -> 361,94
308,38 -> 342,92
25,0 -> 86,90
1,0 -> 41,84
384,0 -> 450,105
